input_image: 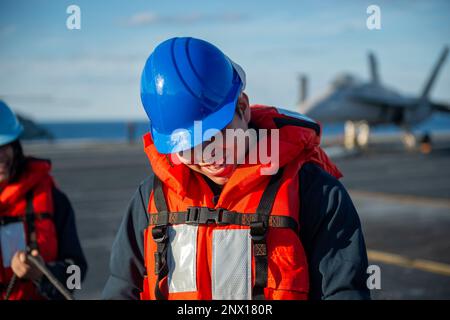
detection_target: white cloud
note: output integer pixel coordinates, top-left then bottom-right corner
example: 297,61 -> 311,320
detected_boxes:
123,11 -> 246,26
127,12 -> 159,26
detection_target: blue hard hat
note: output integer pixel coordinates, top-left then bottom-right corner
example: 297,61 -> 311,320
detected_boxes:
140,37 -> 246,154
0,100 -> 24,146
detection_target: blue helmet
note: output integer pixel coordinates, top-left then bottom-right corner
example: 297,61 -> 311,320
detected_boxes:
140,37 -> 246,154
0,100 -> 24,146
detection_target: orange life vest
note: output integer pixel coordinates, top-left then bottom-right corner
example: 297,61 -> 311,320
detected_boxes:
140,106 -> 342,300
0,158 -> 58,300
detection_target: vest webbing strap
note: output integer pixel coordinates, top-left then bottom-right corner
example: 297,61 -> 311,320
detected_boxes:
25,191 -> 39,252
1,191 -> 47,298
0,214 -> 52,226
148,208 -> 297,232
150,168 -> 286,300
252,168 -> 284,300
150,177 -> 169,300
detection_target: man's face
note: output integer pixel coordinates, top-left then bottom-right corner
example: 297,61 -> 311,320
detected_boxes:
0,144 -> 14,185
175,93 -> 251,185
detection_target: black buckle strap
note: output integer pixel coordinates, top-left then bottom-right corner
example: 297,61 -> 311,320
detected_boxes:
148,209 -> 298,232
151,177 -> 170,300
251,218 -> 269,300
25,191 -> 39,252
186,207 -> 227,225
252,168 -> 285,300
249,221 -> 268,242
151,224 -> 168,242
152,224 -> 168,272
153,212 -> 169,226
0,216 -> 25,225
185,207 -> 200,224
0,214 -> 52,226
151,223 -> 169,300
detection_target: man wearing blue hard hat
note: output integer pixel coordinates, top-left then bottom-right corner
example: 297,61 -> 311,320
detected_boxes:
104,37 -> 370,300
0,101 -> 87,299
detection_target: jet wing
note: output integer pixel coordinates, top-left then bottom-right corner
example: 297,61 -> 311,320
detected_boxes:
352,94 -> 450,114
349,93 -> 415,109
431,102 -> 450,113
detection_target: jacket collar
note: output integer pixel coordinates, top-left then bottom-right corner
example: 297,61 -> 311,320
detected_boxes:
143,105 -> 342,199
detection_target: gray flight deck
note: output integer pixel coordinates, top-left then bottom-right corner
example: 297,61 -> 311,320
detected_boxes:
23,133 -> 450,300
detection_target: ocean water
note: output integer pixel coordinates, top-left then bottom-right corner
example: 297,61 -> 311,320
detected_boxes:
40,121 -> 151,141
38,113 -> 450,142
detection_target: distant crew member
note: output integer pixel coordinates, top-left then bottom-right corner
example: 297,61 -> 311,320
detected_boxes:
0,101 -> 87,300
103,37 -> 370,300
420,133 -> 433,154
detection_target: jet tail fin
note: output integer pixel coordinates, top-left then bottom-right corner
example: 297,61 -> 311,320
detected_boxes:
298,74 -> 308,104
421,46 -> 449,99
368,52 -> 380,84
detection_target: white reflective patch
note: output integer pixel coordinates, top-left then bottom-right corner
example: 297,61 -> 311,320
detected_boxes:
167,225 -> 198,293
212,229 -> 252,300
0,222 -> 26,268
276,107 -> 317,123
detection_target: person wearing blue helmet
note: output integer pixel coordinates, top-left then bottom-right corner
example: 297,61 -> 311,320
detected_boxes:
104,37 -> 370,300
0,101 -> 87,300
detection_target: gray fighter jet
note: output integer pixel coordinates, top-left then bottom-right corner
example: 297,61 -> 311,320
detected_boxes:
298,47 -> 450,150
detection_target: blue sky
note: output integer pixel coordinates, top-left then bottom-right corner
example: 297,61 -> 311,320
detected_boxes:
0,0 -> 449,121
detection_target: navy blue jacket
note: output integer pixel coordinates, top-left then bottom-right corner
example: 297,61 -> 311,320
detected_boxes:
102,162 -> 370,300
34,187 -> 87,300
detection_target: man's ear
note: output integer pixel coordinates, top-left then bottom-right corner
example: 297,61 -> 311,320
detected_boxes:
237,92 -> 251,123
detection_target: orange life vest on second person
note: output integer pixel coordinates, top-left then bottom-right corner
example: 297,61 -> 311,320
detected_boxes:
140,106 -> 342,300
0,158 -> 58,300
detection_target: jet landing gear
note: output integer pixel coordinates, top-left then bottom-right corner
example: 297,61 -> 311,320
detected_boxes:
402,131 -> 417,150
419,132 -> 433,154
344,120 -> 370,151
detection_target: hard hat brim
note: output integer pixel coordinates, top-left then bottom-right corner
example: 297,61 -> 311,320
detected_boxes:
0,124 -> 23,147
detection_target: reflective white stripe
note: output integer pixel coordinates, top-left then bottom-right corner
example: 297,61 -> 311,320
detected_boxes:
0,222 -> 26,268
167,225 -> 198,293
212,229 -> 252,300
276,107 -> 317,123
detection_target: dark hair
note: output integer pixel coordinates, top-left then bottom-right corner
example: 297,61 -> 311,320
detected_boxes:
8,139 -> 27,182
